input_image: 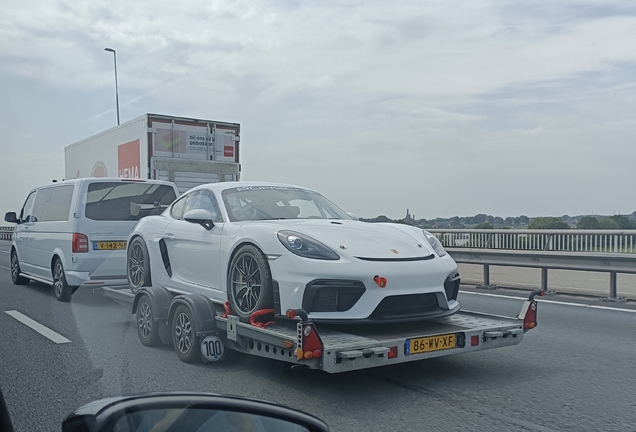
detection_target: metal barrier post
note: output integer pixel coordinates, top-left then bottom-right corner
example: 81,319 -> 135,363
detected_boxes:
541,268 -> 548,292
483,264 -> 490,286
609,272 -> 617,299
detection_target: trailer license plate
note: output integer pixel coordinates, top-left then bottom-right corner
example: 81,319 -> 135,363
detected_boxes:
94,241 -> 127,251
405,334 -> 456,355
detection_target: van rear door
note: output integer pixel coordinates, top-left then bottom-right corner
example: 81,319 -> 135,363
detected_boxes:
78,180 -> 177,280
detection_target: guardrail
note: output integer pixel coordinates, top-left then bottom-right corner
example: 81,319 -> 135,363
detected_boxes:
428,229 -> 636,300
0,226 -> 13,241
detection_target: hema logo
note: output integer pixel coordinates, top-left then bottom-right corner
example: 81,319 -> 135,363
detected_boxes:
118,140 -> 141,179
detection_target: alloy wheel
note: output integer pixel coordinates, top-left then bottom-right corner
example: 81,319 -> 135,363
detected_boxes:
230,254 -> 262,314
174,312 -> 192,354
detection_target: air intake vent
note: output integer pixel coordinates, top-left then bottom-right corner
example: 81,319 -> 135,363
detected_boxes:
303,280 -> 366,313
444,272 -> 461,301
370,293 -> 439,320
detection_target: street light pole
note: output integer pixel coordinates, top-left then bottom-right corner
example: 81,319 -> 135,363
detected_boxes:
104,48 -> 120,125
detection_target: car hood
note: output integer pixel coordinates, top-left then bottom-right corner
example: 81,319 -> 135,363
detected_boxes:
255,219 -> 435,259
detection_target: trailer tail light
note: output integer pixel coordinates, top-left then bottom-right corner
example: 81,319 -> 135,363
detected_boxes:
471,335 -> 479,346
518,300 -> 539,330
72,233 -> 89,253
388,346 -> 398,359
296,322 -> 323,360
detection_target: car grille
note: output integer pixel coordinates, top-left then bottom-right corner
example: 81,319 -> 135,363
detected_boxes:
444,272 -> 461,301
303,280 -> 366,313
369,293 -> 439,320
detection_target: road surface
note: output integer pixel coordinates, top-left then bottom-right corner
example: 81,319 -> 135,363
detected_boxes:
0,242 -> 634,431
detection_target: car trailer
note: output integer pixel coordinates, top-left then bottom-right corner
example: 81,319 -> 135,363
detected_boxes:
101,286 -> 541,374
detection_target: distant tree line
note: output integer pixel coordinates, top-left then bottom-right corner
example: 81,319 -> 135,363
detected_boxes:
360,212 -> 636,229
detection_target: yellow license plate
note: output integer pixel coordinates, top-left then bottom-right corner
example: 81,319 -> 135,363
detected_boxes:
94,241 -> 127,251
406,334 -> 456,355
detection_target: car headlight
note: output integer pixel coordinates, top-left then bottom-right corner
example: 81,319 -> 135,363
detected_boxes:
277,230 -> 340,260
423,231 -> 447,257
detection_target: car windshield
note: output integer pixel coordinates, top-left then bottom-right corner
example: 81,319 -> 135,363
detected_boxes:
221,187 -> 350,222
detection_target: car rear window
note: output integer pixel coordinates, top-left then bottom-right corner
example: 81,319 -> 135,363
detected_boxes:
85,182 -> 177,221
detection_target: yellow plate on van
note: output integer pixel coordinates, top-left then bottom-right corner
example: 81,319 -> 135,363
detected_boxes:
93,241 -> 127,251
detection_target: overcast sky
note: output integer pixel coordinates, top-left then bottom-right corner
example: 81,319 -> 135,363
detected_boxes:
1,0 -> 635,220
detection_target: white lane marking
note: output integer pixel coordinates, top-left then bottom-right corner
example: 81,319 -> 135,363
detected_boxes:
4,310 -> 72,344
0,251 -> 9,254
460,290 -> 636,313
0,265 -> 9,271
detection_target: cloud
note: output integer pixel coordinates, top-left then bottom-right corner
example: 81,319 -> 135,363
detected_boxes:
1,0 -> 635,219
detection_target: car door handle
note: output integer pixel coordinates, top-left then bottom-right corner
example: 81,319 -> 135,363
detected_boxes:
164,233 -> 176,241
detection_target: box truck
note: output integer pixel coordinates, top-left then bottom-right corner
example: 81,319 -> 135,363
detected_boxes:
65,114 -> 240,194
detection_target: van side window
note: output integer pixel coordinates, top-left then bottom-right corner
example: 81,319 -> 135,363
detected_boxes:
45,185 -> 75,221
20,191 -> 37,223
170,196 -> 187,220
32,188 -> 53,223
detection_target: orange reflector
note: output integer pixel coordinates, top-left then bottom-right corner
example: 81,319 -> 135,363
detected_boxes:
283,340 -> 293,348
312,349 -> 322,358
295,348 -> 303,360
388,346 -> 398,359
471,335 -> 479,346
304,351 -> 313,359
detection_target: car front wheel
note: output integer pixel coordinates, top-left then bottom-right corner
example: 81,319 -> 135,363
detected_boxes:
228,245 -> 273,322
10,250 -> 30,285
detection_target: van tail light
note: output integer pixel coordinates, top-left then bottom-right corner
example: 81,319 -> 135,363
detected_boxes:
72,233 -> 89,253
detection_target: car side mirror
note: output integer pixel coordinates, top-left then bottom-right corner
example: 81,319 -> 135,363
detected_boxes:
184,209 -> 215,230
61,392 -> 329,432
346,212 -> 359,221
4,212 -> 17,224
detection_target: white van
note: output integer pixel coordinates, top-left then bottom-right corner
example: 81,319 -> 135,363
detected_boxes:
4,178 -> 178,301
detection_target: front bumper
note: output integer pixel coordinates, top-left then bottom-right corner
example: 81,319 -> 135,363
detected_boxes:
269,252 -> 460,322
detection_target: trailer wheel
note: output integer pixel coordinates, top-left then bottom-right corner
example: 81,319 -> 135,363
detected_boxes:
128,237 -> 151,294
136,294 -> 162,347
172,305 -> 201,363
228,245 -> 273,322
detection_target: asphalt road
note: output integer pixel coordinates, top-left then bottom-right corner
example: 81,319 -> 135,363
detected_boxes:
0,241 -> 635,432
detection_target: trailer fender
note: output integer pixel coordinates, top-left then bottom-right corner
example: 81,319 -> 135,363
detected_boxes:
133,286 -> 173,344
167,294 -> 219,337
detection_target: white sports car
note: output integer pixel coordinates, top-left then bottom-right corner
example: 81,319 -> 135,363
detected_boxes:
126,182 -> 461,323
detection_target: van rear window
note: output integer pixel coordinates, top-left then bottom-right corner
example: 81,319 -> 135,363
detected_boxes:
85,182 -> 177,221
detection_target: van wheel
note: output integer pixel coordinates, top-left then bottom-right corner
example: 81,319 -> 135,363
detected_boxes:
136,294 -> 161,347
228,245 -> 273,322
128,237 -> 151,294
52,258 -> 73,302
172,305 -> 201,363
10,251 -> 30,285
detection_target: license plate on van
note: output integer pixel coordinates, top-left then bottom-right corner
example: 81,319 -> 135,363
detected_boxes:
93,241 -> 127,251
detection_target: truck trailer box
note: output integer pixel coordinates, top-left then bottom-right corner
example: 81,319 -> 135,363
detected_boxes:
65,114 -> 240,194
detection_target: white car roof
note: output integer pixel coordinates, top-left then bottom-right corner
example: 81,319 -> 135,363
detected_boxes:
191,181 -> 320,195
